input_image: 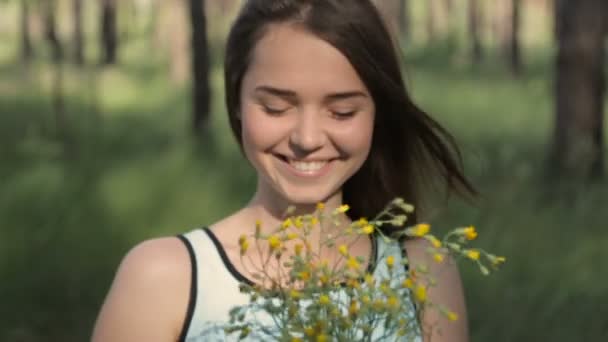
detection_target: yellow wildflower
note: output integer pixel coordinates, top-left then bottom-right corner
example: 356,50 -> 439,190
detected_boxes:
361,224 -> 374,235
281,218 -> 292,230
447,311 -> 459,321
310,217 -> 319,226
493,256 -> 507,265
413,223 -> 431,236
316,202 -> 325,211
463,226 -> 478,240
255,220 -> 262,236
428,235 -> 442,248
466,249 -> 480,261
387,296 -> 399,309
268,235 -> 281,250
304,327 -> 315,337
294,217 -> 303,229
347,257 -> 360,270
402,278 -> 414,289
357,217 -> 369,226
433,253 -> 445,263
316,334 -> 328,342
365,273 -> 375,287
291,338 -> 303,342
286,232 -> 298,240
349,300 -> 359,316
346,278 -> 360,289
238,235 -> 249,255
338,204 -> 350,213
298,270 -> 310,281
239,240 -> 249,255
415,284 -> 427,302
338,244 -> 349,256
361,295 -> 371,304
290,289 -> 301,300
380,281 -> 390,294
318,294 -> 330,305
386,255 -> 395,268
294,244 -> 303,256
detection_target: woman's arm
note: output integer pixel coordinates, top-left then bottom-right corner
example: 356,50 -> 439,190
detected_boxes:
91,237 -> 191,342
404,238 -> 469,342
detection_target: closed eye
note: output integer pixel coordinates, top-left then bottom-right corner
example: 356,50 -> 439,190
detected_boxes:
262,105 -> 290,115
331,110 -> 357,119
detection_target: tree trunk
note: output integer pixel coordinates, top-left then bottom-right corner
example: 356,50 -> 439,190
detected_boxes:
43,0 -> 62,62
468,0 -> 483,64
551,0 -> 607,180
100,0 -> 118,65
189,0 -> 211,134
372,0 -> 400,37
426,0 -> 438,41
399,0 -> 410,41
554,0 -> 567,41
498,0 -> 523,74
168,0 -> 189,84
73,0 -> 84,65
42,0 -> 67,139
509,0 -> 522,74
20,0 -> 34,62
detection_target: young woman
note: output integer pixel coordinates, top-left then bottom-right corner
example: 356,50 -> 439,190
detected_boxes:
92,1 -> 475,341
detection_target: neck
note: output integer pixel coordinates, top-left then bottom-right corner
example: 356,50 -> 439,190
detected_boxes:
244,180 -> 348,235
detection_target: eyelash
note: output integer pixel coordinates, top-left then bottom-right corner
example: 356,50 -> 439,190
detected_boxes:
261,105 -> 357,119
331,110 -> 357,119
262,106 -> 289,115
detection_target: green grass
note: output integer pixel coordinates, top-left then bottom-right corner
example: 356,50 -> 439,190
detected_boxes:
1,15 -> 607,342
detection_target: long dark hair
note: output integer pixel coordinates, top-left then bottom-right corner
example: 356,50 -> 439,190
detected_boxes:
225,0 -> 476,228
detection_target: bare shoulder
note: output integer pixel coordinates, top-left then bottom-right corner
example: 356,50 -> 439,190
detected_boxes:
403,238 -> 469,342
92,237 -> 192,342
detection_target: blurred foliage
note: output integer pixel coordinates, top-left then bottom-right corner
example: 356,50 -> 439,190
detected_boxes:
0,0 -> 606,341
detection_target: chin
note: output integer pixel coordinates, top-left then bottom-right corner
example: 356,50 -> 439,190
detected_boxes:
278,185 -> 340,206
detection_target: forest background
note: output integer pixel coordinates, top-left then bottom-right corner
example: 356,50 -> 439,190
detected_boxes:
0,0 -> 606,341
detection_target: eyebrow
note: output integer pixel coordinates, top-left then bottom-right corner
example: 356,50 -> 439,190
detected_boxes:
254,85 -> 368,102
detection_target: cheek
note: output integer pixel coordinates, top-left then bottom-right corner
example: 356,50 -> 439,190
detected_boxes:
240,108 -> 283,157
332,117 -> 375,158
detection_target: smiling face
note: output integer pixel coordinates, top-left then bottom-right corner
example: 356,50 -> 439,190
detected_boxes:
240,23 -> 375,207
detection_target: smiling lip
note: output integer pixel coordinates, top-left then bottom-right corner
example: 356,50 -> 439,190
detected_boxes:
274,154 -> 335,177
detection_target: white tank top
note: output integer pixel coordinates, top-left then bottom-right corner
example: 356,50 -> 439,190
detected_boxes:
177,228 -> 421,341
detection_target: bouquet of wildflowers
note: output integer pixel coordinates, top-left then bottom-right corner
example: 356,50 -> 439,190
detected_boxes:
224,199 -> 505,341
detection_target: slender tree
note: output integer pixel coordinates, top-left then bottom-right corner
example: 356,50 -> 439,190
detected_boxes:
189,0 -> 211,134
43,0 -> 62,62
497,0 -> 523,74
554,0 -> 567,41
20,0 -> 34,62
468,0 -> 483,64
100,0 -> 118,64
168,0 -> 189,84
42,0 -> 66,138
426,0 -> 438,42
508,0 -> 522,74
551,0 -> 607,180
399,0 -> 410,41
73,0 -> 84,65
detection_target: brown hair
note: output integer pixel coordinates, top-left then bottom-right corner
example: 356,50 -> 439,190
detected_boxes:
224,0 -> 476,229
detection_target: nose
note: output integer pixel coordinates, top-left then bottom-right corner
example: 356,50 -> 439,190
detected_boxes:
289,110 -> 327,153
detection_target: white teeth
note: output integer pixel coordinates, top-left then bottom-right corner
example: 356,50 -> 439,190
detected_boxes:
289,159 -> 328,172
